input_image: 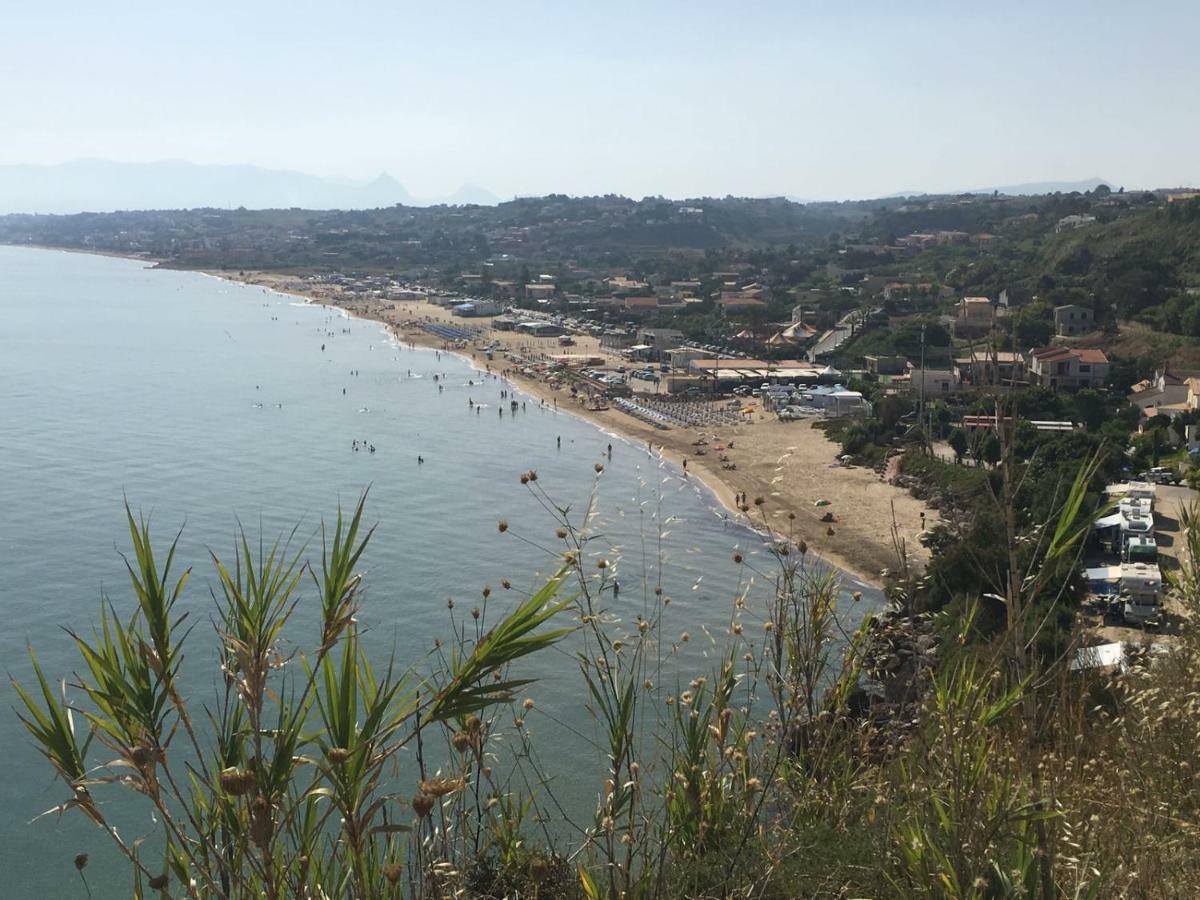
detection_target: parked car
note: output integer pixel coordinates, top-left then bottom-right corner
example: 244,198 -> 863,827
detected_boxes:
1141,467 -> 1182,485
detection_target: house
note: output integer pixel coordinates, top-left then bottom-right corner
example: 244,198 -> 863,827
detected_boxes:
605,276 -> 649,294
1028,346 -> 1109,390
864,355 -> 908,376
1055,214 -> 1097,233
623,296 -> 661,315
1054,304 -> 1093,336
953,350 -> 1027,386
667,347 -> 706,370
959,296 -> 994,319
953,296 -> 996,338
635,328 -> 685,360
668,280 -> 702,296
525,283 -> 557,303
718,294 -> 766,311
600,330 -> 637,352
1127,371 -> 1200,417
908,366 -> 958,396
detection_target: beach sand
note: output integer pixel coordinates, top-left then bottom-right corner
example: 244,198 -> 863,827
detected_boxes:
216,271 -> 935,586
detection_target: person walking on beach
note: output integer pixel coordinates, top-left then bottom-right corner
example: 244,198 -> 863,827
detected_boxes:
557,436 -> 561,449
607,443 -> 612,459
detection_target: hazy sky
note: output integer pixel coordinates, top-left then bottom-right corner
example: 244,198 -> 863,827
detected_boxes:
3,0 -> 1197,200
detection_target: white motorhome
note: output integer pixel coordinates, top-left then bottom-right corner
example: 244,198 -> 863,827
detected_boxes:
1120,562 -> 1163,625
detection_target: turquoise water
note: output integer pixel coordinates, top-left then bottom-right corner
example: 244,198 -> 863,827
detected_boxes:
0,245 -> 877,896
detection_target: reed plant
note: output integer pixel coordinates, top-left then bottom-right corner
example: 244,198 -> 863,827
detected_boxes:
15,455 -> 1200,898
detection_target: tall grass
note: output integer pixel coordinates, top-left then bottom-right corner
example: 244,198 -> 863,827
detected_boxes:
14,464 -> 1200,898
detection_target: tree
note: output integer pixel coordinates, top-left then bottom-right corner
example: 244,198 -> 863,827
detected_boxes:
983,432 -> 1003,467
948,427 -> 968,463
1071,389 -> 1107,430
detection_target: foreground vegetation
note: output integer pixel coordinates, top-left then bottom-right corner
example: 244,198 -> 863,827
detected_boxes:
14,458 -> 1200,897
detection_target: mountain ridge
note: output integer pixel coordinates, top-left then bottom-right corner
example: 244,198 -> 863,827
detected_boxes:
0,159 -> 500,214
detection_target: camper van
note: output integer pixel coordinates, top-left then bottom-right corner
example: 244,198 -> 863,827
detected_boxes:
1120,563 -> 1163,626
1124,534 -> 1158,564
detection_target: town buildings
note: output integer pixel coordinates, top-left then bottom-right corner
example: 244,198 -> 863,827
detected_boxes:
1054,304 -> 1094,336
1028,346 -> 1109,389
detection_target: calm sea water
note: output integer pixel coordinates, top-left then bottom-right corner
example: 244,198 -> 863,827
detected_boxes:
0,245 -> 877,896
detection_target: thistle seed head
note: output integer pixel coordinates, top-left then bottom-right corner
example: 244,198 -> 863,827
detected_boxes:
412,793 -> 435,817
220,765 -> 255,796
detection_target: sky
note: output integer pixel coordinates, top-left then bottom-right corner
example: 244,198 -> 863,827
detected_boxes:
2,0 -> 1198,201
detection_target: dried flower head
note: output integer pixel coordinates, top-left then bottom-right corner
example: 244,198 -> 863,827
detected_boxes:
412,793 -> 435,817
680,631 -> 690,642
754,496 -> 764,506
220,765 -> 255,796
556,528 -> 568,539
594,463 -> 604,473
733,551 -> 743,563
523,697 -> 535,711
149,874 -> 169,890
471,607 -> 480,620
451,731 -> 471,753
419,777 -> 466,798
597,558 -> 609,569
383,862 -> 404,885
501,579 -> 512,589
497,520 -> 508,533
74,854 -> 88,872
481,584 -> 491,598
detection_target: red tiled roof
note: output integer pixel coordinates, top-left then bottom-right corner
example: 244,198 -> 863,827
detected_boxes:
1031,346 -> 1108,364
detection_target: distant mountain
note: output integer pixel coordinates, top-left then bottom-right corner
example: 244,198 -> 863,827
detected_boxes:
886,177 -> 1118,200
965,177 -> 1116,196
0,160 -> 499,214
443,184 -> 502,206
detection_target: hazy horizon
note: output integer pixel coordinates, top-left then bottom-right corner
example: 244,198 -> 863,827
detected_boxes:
3,1 -> 1198,202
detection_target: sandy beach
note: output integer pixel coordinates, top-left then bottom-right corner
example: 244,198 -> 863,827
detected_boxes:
209,270 -> 936,586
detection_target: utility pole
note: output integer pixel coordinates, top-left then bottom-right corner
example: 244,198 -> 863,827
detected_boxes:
919,323 -> 929,454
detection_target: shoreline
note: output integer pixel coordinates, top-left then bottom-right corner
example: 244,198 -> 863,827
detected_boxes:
204,269 -> 932,588
0,245 -> 930,588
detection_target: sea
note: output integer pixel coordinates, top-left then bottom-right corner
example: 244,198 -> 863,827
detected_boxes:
0,245 -> 879,896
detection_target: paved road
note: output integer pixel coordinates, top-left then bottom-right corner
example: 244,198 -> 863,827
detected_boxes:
1152,483 -> 1198,562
